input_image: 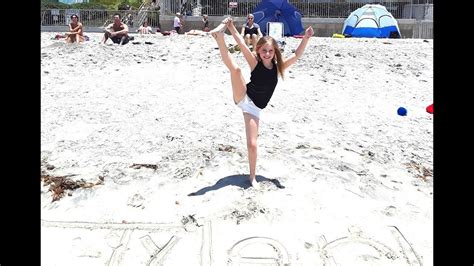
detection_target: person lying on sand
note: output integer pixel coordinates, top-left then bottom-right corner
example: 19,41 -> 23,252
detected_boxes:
185,29 -> 209,36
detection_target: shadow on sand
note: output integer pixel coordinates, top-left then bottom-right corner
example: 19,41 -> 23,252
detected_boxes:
188,174 -> 285,196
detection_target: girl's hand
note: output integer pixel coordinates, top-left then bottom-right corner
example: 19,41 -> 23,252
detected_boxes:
305,26 -> 314,38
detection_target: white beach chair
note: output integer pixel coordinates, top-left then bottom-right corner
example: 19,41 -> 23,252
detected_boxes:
267,22 -> 284,39
266,22 -> 286,51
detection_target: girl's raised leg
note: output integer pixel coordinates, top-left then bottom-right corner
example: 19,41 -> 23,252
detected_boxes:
210,23 -> 247,104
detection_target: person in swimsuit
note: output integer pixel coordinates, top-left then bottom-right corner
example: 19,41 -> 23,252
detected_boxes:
137,21 -> 154,34
241,14 -> 263,50
65,14 -> 85,43
102,13 -> 130,45
210,17 -> 314,189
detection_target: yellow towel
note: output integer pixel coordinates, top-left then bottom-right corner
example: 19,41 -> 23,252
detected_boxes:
332,33 -> 345,38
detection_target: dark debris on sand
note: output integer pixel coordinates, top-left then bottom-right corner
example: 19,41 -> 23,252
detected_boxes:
404,160 -> 433,182
130,163 -> 159,170
41,174 -> 104,202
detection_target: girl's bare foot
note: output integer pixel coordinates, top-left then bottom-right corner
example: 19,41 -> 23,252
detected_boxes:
223,16 -> 233,24
250,178 -> 260,189
209,16 -> 234,35
211,30 -> 224,40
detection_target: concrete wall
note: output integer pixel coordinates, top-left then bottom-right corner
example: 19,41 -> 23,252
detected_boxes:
41,16 -> 430,39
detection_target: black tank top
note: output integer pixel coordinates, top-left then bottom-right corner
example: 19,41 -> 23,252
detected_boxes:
246,61 -> 278,109
244,23 -> 260,36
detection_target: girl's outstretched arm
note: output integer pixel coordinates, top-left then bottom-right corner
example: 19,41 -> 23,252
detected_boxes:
282,26 -> 314,70
226,18 -> 258,69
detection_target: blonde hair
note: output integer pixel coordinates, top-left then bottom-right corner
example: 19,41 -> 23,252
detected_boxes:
254,36 -> 284,79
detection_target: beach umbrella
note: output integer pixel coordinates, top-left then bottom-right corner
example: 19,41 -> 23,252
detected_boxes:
342,4 -> 401,38
252,0 -> 304,36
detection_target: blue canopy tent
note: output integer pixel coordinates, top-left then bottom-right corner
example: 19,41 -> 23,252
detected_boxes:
252,0 -> 304,36
342,4 -> 401,38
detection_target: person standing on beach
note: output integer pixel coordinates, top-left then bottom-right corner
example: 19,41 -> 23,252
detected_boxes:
210,18 -> 314,188
149,0 -> 161,28
173,12 -> 183,34
65,14 -> 84,43
102,13 -> 130,45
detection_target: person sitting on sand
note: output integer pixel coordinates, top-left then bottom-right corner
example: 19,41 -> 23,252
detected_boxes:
202,14 -> 210,32
65,14 -> 84,43
209,17 -> 313,189
137,21 -> 154,34
102,13 -> 130,45
241,14 -> 262,50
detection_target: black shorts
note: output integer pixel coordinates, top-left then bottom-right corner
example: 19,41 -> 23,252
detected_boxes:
110,35 -> 129,45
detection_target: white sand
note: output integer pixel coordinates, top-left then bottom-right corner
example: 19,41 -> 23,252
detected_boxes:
41,32 -> 433,265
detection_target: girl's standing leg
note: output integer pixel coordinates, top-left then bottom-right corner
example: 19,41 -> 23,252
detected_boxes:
244,113 -> 260,188
210,25 -> 247,104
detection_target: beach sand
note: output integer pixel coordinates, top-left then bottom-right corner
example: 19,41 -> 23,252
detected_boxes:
41,32 -> 433,265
